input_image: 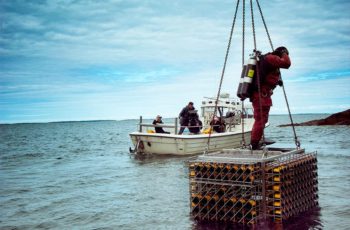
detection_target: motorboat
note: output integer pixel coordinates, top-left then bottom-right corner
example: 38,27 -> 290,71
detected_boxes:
129,93 -> 255,155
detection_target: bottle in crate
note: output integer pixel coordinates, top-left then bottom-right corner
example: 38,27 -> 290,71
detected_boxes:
191,193 -> 201,207
217,187 -> 226,197
188,150 -> 318,224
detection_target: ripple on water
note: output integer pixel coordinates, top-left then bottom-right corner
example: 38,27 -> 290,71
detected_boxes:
0,117 -> 349,229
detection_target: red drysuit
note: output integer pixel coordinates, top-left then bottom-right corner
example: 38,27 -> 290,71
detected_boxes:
250,52 -> 291,147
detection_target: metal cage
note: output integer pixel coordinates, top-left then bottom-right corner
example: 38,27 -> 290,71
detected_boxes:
188,147 -> 318,224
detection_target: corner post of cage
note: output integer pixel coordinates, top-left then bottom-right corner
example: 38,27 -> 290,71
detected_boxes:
262,161 -> 267,221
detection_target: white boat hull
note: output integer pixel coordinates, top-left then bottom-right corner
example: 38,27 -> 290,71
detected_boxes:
129,131 -> 251,155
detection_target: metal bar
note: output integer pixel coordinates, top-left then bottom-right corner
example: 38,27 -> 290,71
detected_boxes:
193,180 -> 256,188
193,149 -> 305,163
138,123 -> 217,128
142,124 -> 204,128
139,116 -> 142,132
175,117 -> 178,135
262,161 -> 266,221
139,123 -> 176,128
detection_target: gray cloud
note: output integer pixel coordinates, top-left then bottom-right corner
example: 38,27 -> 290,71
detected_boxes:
1,0 -> 350,122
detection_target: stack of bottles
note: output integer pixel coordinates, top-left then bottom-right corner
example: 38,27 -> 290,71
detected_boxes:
266,152 -> 318,222
189,162 -> 263,224
189,150 -> 318,224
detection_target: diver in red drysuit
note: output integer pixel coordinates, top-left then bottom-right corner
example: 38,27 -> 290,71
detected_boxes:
250,46 -> 291,150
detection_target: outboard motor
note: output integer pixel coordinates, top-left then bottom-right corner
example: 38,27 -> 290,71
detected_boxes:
237,54 -> 257,100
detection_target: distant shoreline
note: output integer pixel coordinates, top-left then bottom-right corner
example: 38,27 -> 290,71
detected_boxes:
0,113 -> 331,125
279,109 -> 350,126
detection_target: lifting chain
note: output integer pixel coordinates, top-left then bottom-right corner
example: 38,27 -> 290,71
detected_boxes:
242,0 -> 245,67
250,0 -> 267,149
281,78 -> 301,149
254,0 -> 300,149
256,0 -> 300,149
205,0 -> 301,153
241,0 -> 246,148
250,0 -> 257,51
204,0 -> 240,154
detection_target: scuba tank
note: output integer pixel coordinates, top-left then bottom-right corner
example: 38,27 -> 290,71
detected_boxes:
237,53 -> 257,100
236,64 -> 247,99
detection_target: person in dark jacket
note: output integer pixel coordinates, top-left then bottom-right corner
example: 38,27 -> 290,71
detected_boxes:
250,46 -> 291,150
178,102 -> 195,135
188,110 -> 203,134
210,115 -> 225,133
152,115 -> 170,134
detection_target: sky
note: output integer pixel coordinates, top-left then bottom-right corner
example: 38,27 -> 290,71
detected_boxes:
1,0 -> 350,123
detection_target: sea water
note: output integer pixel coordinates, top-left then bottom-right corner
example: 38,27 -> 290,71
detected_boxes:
0,115 -> 349,229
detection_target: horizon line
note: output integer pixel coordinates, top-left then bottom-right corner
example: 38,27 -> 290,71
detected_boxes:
0,112 -> 332,125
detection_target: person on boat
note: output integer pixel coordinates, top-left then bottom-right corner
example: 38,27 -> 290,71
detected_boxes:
188,110 -> 203,134
152,115 -> 170,134
250,46 -> 291,150
178,102 -> 195,135
210,115 -> 225,133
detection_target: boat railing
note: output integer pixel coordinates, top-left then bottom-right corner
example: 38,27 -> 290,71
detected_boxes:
137,116 -> 220,134
138,116 -> 179,133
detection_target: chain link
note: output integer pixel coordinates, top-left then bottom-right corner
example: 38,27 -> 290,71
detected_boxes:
242,0 -> 245,67
250,0 -> 257,51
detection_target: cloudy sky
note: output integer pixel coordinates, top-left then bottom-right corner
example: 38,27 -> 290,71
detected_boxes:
1,0 -> 350,123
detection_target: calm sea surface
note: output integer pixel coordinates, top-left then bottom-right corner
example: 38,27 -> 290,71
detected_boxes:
1,115 -> 349,229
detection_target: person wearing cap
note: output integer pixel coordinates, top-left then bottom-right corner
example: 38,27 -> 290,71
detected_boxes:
250,46 -> 291,150
178,102 -> 195,135
152,115 -> 169,134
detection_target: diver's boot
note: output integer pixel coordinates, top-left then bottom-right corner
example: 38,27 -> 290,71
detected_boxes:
250,142 -> 260,150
